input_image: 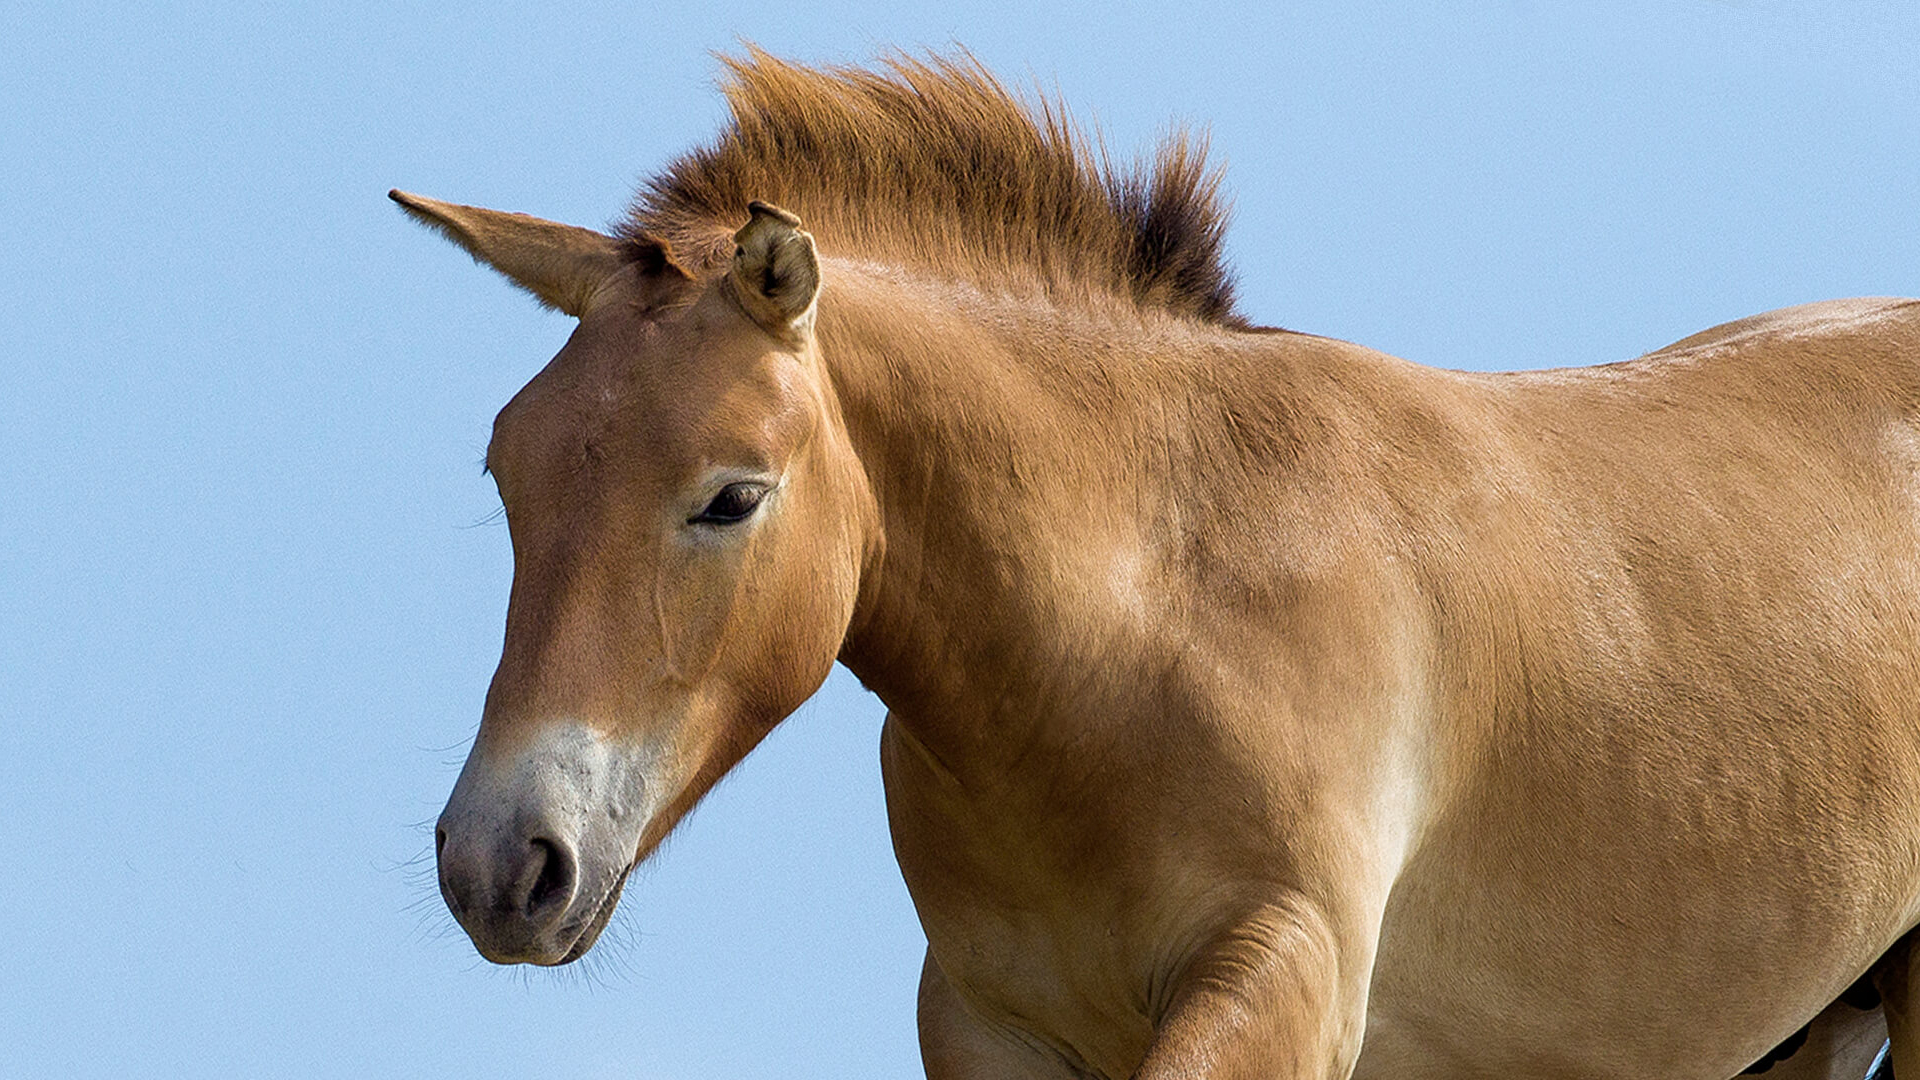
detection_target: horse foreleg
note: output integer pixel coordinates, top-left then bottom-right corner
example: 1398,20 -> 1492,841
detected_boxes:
917,950 -> 1091,1080
1131,902 -> 1363,1080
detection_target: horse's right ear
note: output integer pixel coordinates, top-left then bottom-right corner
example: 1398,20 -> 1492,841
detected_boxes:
729,201 -> 820,337
390,189 -> 680,317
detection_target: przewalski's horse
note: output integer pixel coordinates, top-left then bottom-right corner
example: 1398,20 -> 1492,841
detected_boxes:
398,51 -> 1920,1080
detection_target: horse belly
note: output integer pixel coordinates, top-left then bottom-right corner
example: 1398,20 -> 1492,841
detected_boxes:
1351,754 -> 1920,1080
1354,993 -> 1889,1080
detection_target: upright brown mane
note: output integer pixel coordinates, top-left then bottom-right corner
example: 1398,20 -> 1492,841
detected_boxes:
624,49 -> 1245,327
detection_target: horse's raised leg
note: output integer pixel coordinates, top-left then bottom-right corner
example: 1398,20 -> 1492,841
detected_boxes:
1748,995 -> 1889,1080
1875,938 -> 1920,1079
1131,902 -> 1364,1080
918,951 -> 1089,1080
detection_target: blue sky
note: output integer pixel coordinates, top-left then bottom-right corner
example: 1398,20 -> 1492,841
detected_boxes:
2,1 -> 1916,1076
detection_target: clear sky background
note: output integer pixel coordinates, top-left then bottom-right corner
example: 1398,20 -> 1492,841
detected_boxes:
3,1 -> 1917,1077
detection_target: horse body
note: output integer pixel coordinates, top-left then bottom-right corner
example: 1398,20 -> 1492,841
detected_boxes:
401,52 -> 1920,1079
827,264 -> 1920,1077
1357,300 -> 1920,1078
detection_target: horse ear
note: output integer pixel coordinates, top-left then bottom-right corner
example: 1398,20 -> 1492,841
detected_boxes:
390,189 -> 672,317
729,201 -> 820,335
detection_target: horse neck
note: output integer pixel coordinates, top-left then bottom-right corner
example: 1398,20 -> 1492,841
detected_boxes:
816,263 -> 1309,756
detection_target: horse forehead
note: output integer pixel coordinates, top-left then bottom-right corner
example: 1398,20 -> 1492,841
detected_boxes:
493,309 -> 806,480
498,311 -> 697,427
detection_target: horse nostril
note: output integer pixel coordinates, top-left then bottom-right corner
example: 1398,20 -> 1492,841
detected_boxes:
435,827 -> 448,857
523,837 -> 576,921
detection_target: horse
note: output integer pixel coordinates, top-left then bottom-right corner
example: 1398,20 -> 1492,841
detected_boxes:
397,51 -> 1920,1079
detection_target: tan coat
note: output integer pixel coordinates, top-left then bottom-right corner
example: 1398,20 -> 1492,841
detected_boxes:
405,52 -> 1920,1080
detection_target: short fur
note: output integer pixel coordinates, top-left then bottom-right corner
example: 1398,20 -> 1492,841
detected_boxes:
406,51 -> 1920,1080
624,48 -> 1244,327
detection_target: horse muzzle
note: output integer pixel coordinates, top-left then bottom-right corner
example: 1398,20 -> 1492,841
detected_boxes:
435,722 -> 653,965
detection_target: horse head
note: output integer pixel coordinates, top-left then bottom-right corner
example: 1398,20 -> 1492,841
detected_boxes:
395,191 -> 878,964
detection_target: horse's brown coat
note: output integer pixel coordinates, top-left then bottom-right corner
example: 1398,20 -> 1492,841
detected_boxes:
405,52 -> 1920,1080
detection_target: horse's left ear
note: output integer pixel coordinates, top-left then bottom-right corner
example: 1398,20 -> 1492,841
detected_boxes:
730,201 -> 820,336
390,189 -> 677,317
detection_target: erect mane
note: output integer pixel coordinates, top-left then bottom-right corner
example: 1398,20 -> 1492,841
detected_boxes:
624,49 -> 1245,327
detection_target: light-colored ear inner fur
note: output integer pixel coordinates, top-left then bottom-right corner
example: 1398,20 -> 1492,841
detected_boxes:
729,200 -> 820,334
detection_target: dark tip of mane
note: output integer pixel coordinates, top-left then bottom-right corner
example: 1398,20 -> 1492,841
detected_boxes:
624,48 -> 1245,327
1109,130 -> 1244,327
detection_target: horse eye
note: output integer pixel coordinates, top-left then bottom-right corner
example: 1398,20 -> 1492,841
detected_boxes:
690,482 -> 768,526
